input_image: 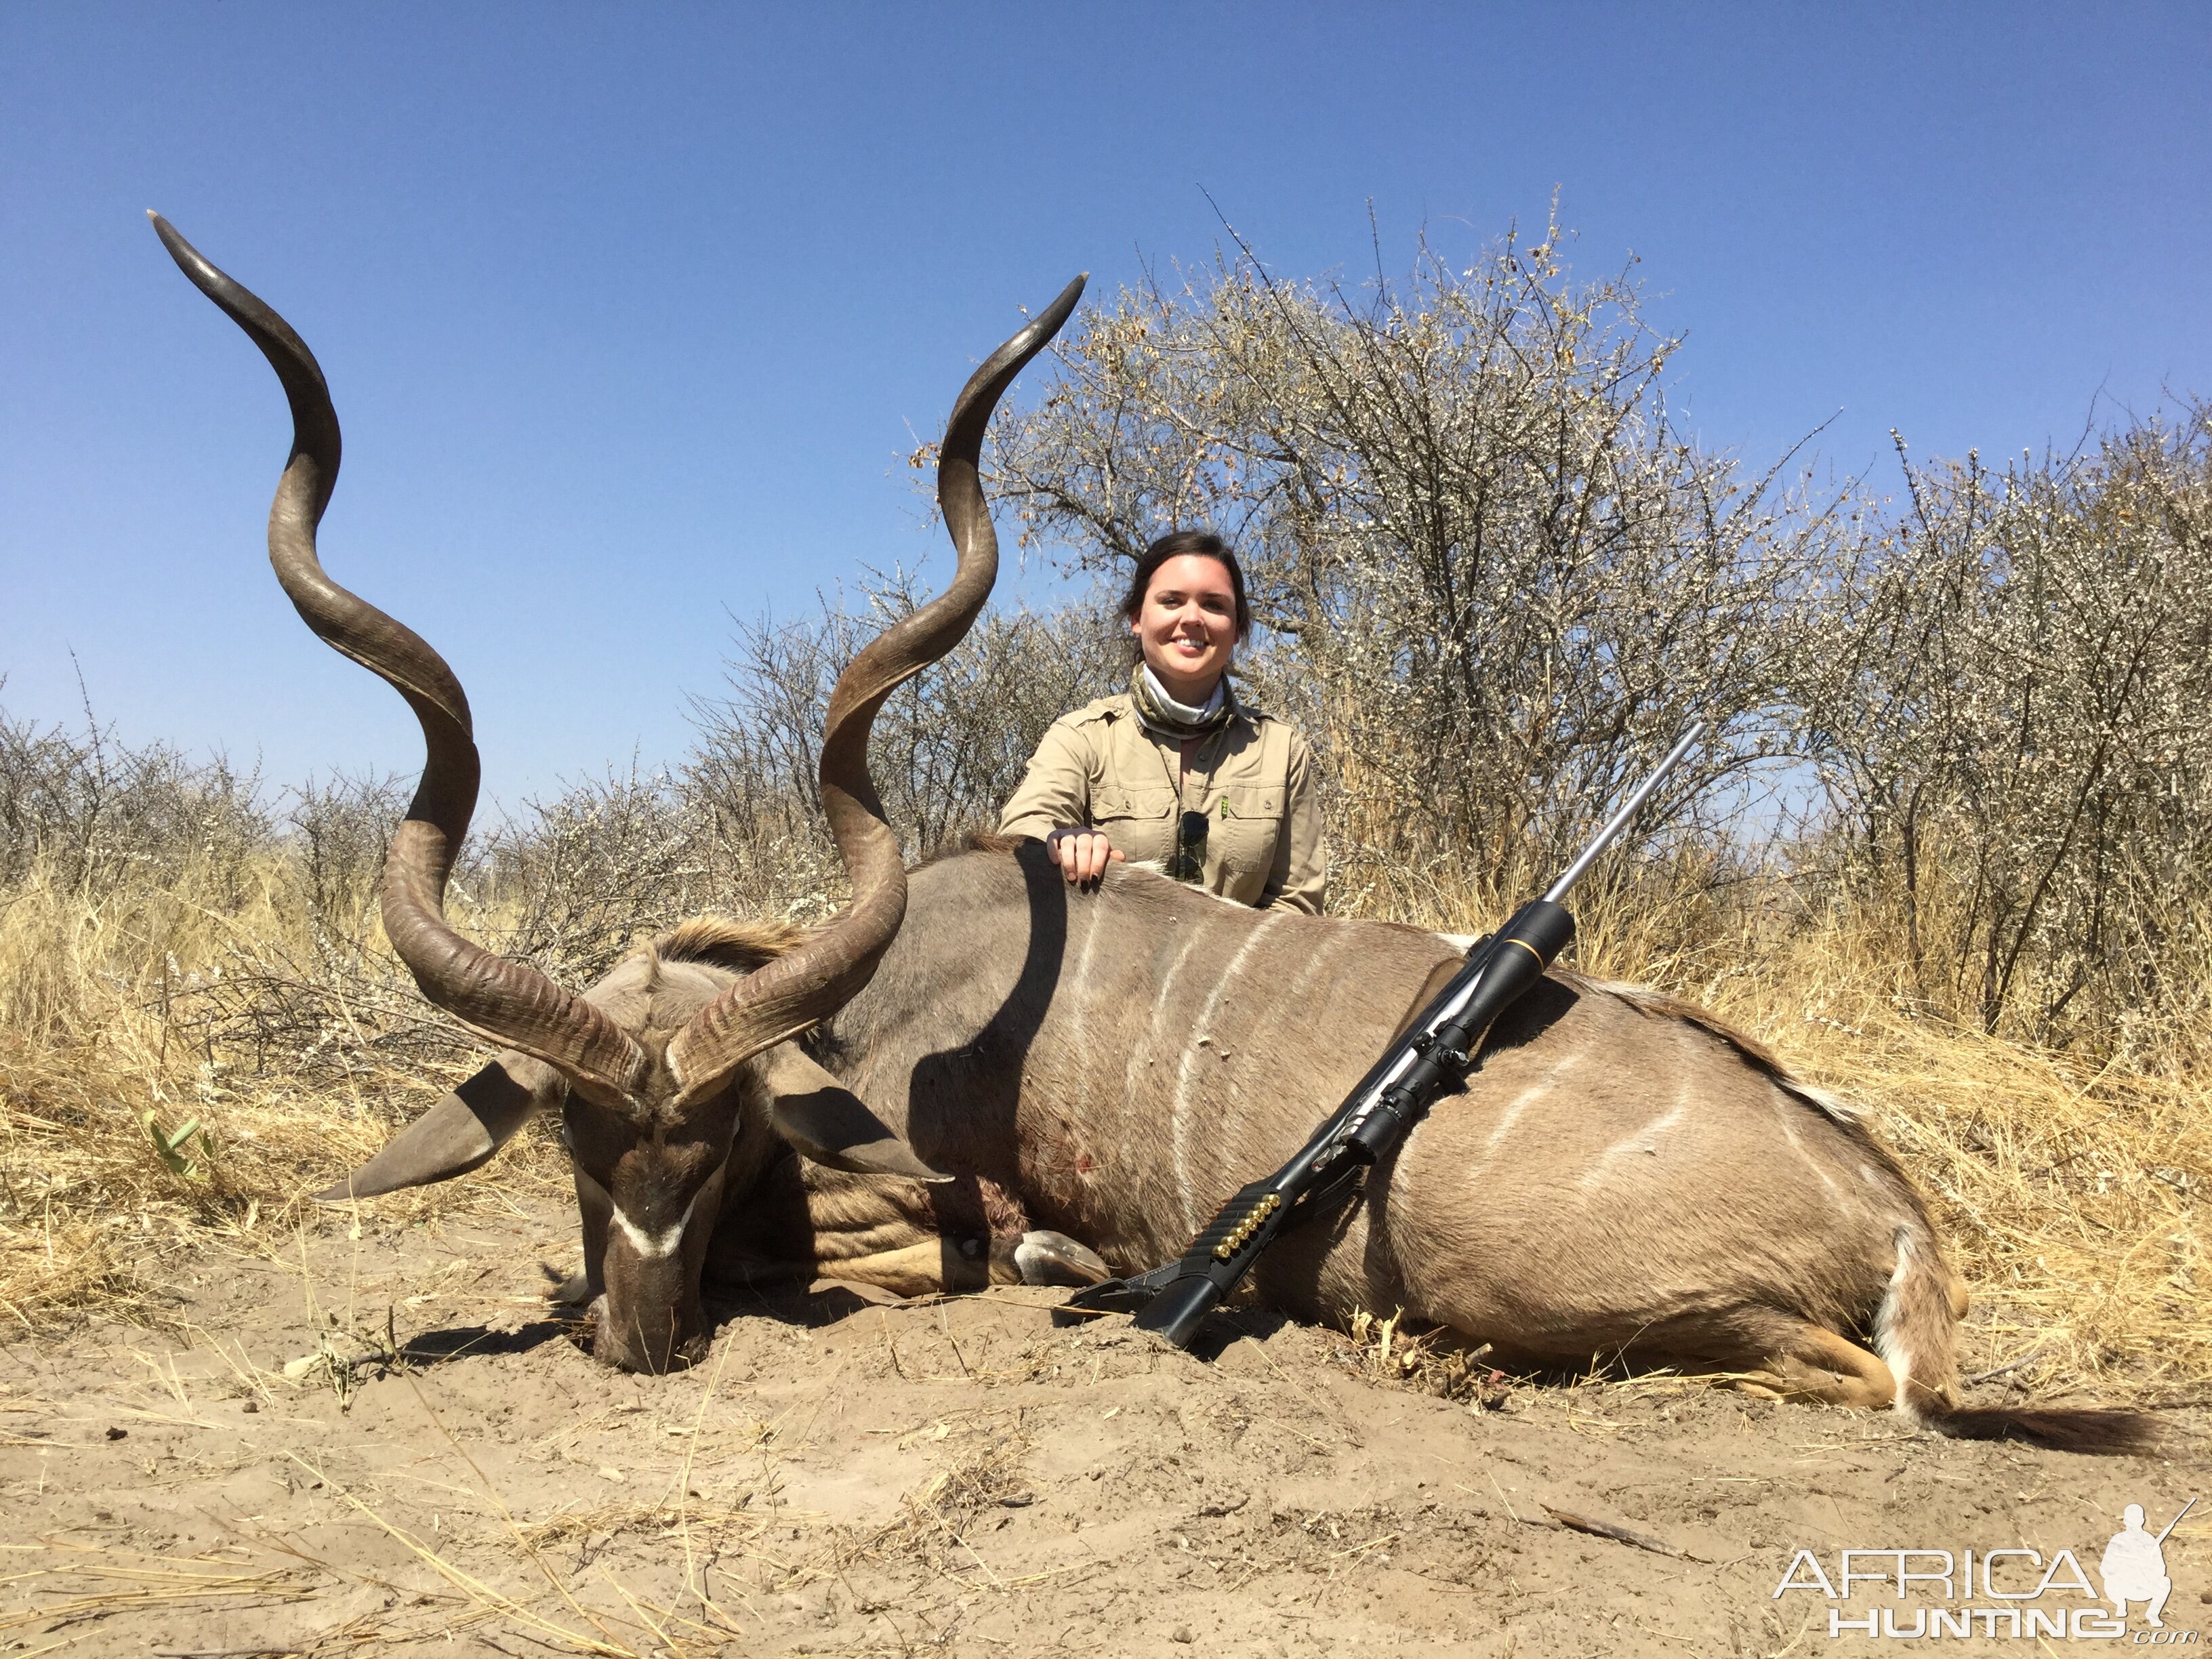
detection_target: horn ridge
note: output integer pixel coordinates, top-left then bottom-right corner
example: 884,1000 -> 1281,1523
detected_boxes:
152,213 -> 649,1099
668,275 -> 1088,1100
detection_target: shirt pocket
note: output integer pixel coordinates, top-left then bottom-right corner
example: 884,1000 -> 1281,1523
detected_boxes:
1093,783 -> 1178,822
1092,783 -> 1179,865
1208,785 -> 1284,880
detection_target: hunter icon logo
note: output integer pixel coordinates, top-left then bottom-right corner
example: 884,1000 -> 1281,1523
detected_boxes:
1773,1492 -> 2199,1639
2104,1498 -> 2194,1629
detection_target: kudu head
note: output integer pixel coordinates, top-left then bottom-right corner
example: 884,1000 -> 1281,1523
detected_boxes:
152,211 -> 1082,1371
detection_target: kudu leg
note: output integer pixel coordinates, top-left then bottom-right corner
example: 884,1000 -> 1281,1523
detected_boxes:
1493,1305 -> 1902,1409
709,1162 -> 1107,1301
812,1168 -> 1107,1292
808,1231 -> 1108,1297
1714,1317 -> 1900,1410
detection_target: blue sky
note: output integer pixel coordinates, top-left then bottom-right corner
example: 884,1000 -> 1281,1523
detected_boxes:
3,4 -> 2206,801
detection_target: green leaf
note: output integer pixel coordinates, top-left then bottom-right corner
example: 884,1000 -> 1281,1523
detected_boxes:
145,1111 -> 205,1178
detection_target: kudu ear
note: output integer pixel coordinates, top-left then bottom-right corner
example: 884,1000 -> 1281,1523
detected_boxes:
756,1046 -> 950,1183
314,1051 -> 565,1202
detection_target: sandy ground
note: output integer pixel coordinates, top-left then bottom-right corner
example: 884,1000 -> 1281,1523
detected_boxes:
2,1200 -> 2205,1658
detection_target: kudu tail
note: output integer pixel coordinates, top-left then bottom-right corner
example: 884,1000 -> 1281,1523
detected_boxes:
1921,1405 -> 2158,1456
1876,1226 -> 2157,1456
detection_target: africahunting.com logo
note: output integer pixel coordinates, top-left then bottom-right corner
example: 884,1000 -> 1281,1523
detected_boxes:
1772,1498 -> 2197,1641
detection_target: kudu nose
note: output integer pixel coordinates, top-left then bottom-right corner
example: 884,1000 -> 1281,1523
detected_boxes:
592,1307 -> 705,1374
590,1242 -> 709,1374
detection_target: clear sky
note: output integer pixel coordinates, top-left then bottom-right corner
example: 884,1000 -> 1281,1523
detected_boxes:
3,4 -> 2206,802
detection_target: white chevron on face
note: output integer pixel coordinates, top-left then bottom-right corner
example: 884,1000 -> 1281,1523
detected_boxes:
610,1184 -> 706,1260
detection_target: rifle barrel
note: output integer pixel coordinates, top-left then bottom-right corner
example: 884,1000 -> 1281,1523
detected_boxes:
1543,721 -> 1707,904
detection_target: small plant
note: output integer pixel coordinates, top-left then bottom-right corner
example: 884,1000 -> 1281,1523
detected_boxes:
281,1305 -> 405,1412
144,1110 -> 215,1179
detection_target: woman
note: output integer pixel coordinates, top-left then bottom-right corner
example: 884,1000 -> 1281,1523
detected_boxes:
998,530 -> 1325,912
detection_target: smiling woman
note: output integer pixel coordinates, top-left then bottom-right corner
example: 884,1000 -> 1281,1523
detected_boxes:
998,529 -> 1326,912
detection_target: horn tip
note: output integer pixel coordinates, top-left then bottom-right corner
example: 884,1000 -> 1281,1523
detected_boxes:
146,211 -> 196,268
1041,274 -> 1088,327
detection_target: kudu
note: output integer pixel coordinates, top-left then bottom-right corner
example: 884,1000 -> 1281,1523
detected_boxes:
157,220 -> 2147,1450
799,842 -> 2148,1452
153,213 -> 1102,1372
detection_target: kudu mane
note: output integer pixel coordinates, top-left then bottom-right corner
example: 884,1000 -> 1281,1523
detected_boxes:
911,826 -> 1021,869
649,914 -> 808,975
642,838 -> 1015,983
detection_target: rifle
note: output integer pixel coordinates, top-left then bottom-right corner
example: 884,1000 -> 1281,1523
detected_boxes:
1066,722 -> 1707,1348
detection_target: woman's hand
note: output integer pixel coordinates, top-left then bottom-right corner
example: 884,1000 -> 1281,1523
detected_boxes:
1049,829 -> 1126,886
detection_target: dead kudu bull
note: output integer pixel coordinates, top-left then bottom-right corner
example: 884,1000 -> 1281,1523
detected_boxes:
154,211 -> 1102,1372
814,843 -> 2148,1453
157,222 -> 2146,1451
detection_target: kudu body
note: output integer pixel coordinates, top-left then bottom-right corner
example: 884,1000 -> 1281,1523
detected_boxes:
804,844 -> 2144,1450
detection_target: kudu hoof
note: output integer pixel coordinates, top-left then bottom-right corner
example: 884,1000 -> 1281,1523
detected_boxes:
1013,1231 -> 1111,1287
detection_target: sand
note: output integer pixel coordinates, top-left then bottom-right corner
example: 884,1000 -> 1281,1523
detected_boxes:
2,1199 -> 2203,1656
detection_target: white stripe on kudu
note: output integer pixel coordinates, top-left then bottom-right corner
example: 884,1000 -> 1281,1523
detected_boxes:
1067,899 -> 1107,1062
1171,912 -> 1288,1234
1575,1094 -> 1688,1193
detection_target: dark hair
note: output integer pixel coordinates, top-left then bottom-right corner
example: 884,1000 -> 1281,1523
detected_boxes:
1118,529 -> 1250,642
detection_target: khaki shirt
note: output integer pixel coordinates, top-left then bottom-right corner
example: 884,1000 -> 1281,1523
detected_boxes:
998,693 -> 1326,913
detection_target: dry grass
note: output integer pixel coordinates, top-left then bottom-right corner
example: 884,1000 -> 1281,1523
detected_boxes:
2,825 -> 2204,1406
0,1543 -> 328,1642
802,1412 -> 1038,1602
0,853 -> 562,1336
1337,1307 -> 1516,1409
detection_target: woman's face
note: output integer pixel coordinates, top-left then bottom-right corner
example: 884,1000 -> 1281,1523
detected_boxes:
1132,554 -> 1239,703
